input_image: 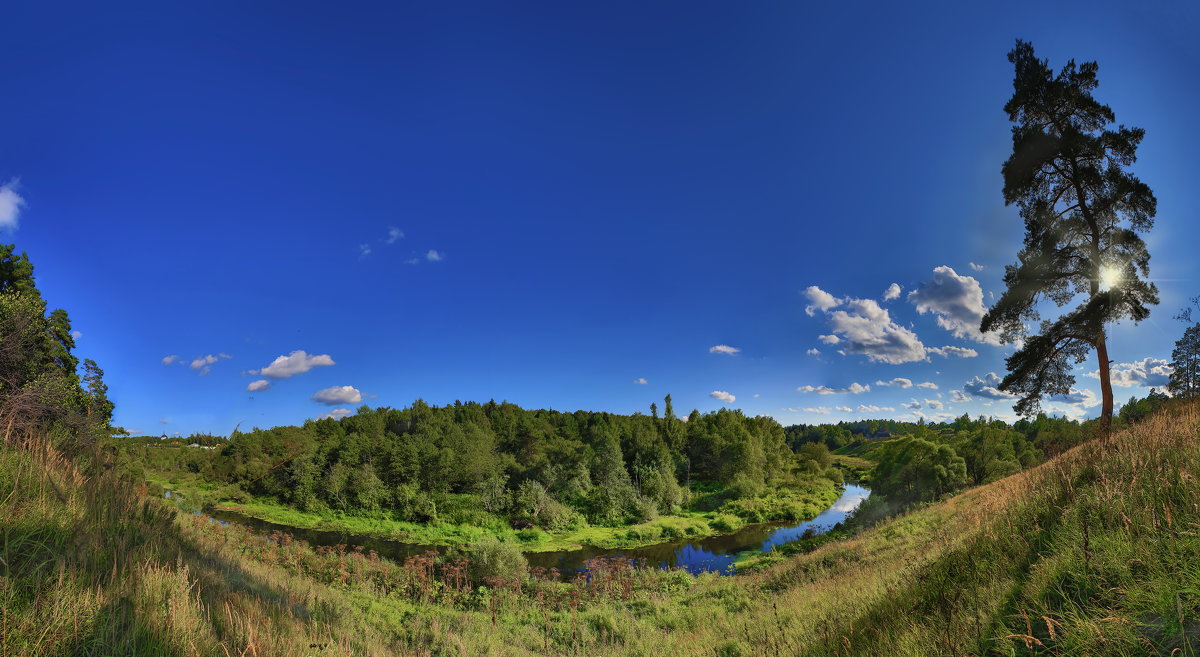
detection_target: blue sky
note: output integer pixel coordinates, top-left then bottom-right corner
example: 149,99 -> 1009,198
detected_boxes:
1,1 -> 1196,435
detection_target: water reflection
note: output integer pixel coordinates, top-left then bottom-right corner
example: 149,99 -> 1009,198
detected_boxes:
189,484 -> 870,580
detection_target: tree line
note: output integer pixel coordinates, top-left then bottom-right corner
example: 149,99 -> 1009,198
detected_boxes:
152,396 -> 831,530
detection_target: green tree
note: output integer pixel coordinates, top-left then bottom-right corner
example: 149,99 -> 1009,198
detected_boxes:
81,359 -> 114,426
870,438 -> 968,507
981,41 -> 1158,432
1168,323 -> 1200,400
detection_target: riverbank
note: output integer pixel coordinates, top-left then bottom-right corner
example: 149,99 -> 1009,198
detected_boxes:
148,470 -> 842,553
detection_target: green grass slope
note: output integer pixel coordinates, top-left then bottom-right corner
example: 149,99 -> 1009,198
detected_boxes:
3,400 -> 1198,656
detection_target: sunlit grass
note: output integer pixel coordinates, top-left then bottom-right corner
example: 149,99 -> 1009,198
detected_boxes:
5,400 -> 1200,655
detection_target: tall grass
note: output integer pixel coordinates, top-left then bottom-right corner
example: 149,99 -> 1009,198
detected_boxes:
4,400 -> 1199,655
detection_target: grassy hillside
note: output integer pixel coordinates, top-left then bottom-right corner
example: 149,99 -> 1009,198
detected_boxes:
3,400 -> 1198,656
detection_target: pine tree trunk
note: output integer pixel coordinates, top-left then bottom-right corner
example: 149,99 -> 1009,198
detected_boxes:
1095,337 -> 1114,433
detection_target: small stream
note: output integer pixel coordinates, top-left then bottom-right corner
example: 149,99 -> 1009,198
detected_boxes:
195,484 -> 870,579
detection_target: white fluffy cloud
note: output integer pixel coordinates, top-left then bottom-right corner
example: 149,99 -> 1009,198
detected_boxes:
1049,388 -> 1101,408
426,249 -> 444,262
902,399 -> 922,410
928,345 -> 979,358
797,382 -> 870,395
882,283 -> 902,301
246,379 -> 270,392
710,390 -> 736,403
709,344 -> 740,355
1085,357 -> 1173,389
805,286 -> 926,364
803,286 -> 841,316
189,353 -> 232,375
917,381 -> 939,389
359,243 -> 372,257
259,350 -> 336,379
908,266 -> 1003,345
0,180 -> 25,231
312,385 -> 363,405
875,377 -> 913,388
633,377 -> 648,385
968,262 -> 984,272
386,227 -> 404,244
950,389 -> 971,403
856,404 -> 895,413
924,398 -> 945,410
161,355 -> 180,366
317,408 -> 354,420
963,372 -> 1018,400
817,334 -> 841,345
806,348 -> 820,356
803,407 -> 832,414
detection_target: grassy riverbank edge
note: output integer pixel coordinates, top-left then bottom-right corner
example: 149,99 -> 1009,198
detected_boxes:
149,471 -> 842,553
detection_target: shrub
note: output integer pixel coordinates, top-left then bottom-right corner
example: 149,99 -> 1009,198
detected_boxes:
711,514 -> 744,532
466,536 -> 528,584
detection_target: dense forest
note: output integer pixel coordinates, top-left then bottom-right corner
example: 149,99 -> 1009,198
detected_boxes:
140,398 -> 840,532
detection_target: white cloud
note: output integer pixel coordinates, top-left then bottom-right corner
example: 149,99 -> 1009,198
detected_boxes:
968,262 -> 984,272
875,377 -> 913,388
246,379 -> 271,392
803,407 -> 832,414
259,350 -> 335,379
710,390 -> 736,403
806,287 -> 927,364
162,355 -> 180,366
835,406 -> 853,412
1085,357 -> 1173,389
924,398 -> 945,410
1049,388 -> 1100,408
882,283 -> 902,301
803,286 -> 841,316
963,372 -> 1018,400
0,180 -> 25,231
386,227 -> 404,244
950,389 -> 971,403
917,381 -> 939,389
797,382 -> 870,395
426,249 -> 444,262
312,385 -> 363,405
633,377 -> 648,385
908,266 -> 1003,345
855,404 -> 895,413
902,399 -> 922,410
928,345 -> 979,359
189,353 -> 232,376
806,348 -> 820,356
709,344 -> 741,355
71,330 -> 82,340
359,243 -> 372,257
317,408 -> 354,420
158,418 -> 169,424
752,393 -> 760,398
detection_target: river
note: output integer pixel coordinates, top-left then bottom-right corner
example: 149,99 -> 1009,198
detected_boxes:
199,484 -> 870,578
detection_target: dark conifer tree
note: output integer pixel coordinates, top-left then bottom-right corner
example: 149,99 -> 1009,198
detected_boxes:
982,41 -> 1158,432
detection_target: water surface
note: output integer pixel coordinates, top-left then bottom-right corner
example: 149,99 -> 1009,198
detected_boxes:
194,484 -> 870,579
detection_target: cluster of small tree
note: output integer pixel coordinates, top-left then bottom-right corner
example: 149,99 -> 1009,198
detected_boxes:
165,396 -> 812,529
1116,390 -> 1171,426
0,244 -> 112,450
788,413 -> 1087,509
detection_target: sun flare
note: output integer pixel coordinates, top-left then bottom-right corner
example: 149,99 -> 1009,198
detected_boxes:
1100,266 -> 1122,290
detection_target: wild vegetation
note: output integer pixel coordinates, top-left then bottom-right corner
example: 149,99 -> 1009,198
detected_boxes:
135,396 -> 853,551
